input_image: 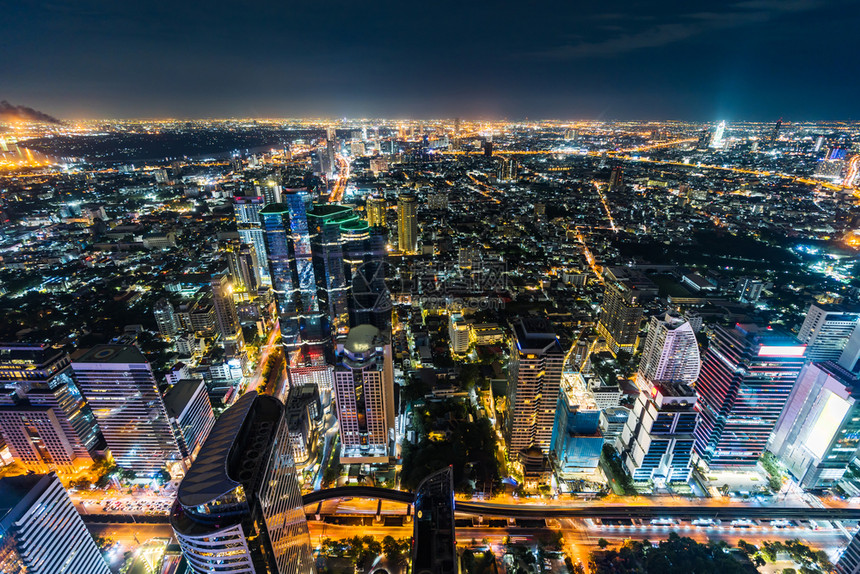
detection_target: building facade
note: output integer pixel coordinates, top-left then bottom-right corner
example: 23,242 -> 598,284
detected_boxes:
597,281 -> 644,355
637,314 -> 701,386
797,303 -> 860,362
396,193 -> 418,254
163,378 -> 216,462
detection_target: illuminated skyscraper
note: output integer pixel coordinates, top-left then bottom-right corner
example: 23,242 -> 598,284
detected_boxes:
637,314 -> 701,386
343,222 -> 390,331
597,281 -> 644,355
608,166 -> 623,192
797,302 -> 860,362
768,118 -> 782,145
693,324 -> 806,468
0,473 -> 111,574
234,195 -> 272,287
72,345 -> 181,474
325,127 -> 338,179
163,378 -> 216,462
226,239 -> 261,293
710,120 -> 726,148
333,325 -> 394,462
154,297 -> 181,337
211,273 -> 245,359
307,204 -> 358,336
170,391 -> 314,574
396,193 -> 418,254
770,360 -> 860,489
837,529 -> 860,574
365,194 -> 387,227
507,318 -> 565,455
0,345 -> 102,475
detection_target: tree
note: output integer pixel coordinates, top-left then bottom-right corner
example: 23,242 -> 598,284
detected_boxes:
597,538 -> 610,549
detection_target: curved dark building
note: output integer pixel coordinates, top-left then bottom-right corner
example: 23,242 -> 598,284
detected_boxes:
170,391 -> 314,574
412,467 -> 456,574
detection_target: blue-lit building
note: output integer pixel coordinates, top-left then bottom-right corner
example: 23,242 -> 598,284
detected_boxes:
307,205 -> 358,336
550,379 -> 603,479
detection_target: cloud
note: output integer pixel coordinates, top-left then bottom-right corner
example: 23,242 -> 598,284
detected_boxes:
0,101 -> 62,124
531,0 -> 826,60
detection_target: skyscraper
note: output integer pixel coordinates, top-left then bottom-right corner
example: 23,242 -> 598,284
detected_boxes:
170,391 -> 314,574
768,118 -> 782,145
710,120 -> 726,148
234,195 -> 272,287
397,193 -> 418,254
343,223 -> 391,331
226,239 -> 262,293
617,381 -> 699,483
0,344 -> 102,475
769,360 -> 860,490
163,378 -> 216,462
449,313 -> 470,354
797,302 -> 860,362
154,297 -> 181,338
597,281 -> 644,355
411,467 -> 457,574
333,325 -> 394,462
694,324 -> 806,468
608,166 -> 623,192
637,314 -> 701,386
210,273 -> 245,359
71,345 -> 181,474
307,204 -> 358,336
0,473 -> 111,574
365,194 -> 387,227
506,318 -> 565,455
837,528 -> 860,574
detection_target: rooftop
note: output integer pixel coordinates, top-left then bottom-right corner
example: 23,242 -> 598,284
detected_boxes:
73,344 -> 148,365
163,379 -> 205,418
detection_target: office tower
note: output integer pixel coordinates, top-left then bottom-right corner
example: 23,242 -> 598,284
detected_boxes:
365,194 -> 387,227
608,166 -> 623,192
211,273 -> 245,359
838,325 -> 860,374
449,313 -> 470,354
617,380 -> 699,483
710,120 -> 726,148
597,280 -> 644,355
0,344 -> 102,474
226,240 -> 261,293
307,204 -> 357,336
412,467 -> 457,574
261,192 -> 328,351
170,391 -> 314,574
814,158 -> 845,179
837,529 -> 860,574
738,277 -> 764,304
343,223 -> 391,331
507,318 -> 565,455
0,473 -> 111,574
769,360 -> 860,490
325,127 -> 337,179
284,383 -> 322,465
797,302 -> 860,362
234,195 -> 272,287
814,135 -> 825,153
497,157 -> 518,181
696,130 -> 711,150
154,297 -> 181,337
768,118 -> 782,145
483,140 -> 493,157
637,314 -> 701,386
333,325 -> 394,462
163,379 -> 216,462
72,345 -> 181,474
694,324 -> 806,468
396,193 -> 418,254
550,375 -> 603,480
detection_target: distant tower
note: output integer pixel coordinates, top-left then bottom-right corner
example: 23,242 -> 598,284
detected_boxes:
597,281 -> 644,355
333,325 -> 394,462
506,318 -> 565,455
170,391 -> 315,574
710,121 -> 726,148
637,314 -> 701,386
210,273 -> 245,359
234,195 -> 272,287
768,118 -> 782,145
397,193 -> 418,254
154,297 -> 181,338
365,194 -> 387,227
483,140 -> 493,157
608,166 -> 624,192
693,324 -> 806,468
0,473 -> 111,574
71,345 -> 181,474
325,127 -> 338,179
797,302 -> 860,362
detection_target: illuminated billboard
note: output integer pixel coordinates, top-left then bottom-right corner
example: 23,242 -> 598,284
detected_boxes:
758,345 -> 806,357
805,391 -> 851,459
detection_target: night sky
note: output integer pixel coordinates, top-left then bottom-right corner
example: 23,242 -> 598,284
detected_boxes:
3,0 -> 859,120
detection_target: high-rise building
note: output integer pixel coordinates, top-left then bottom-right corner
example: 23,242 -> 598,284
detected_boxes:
497,157 -> 518,181
637,314 -> 701,386
325,127 -> 338,179
710,120 -> 726,148
769,361 -> 860,490
396,193 -> 418,254
233,195 -> 271,287
72,345 -> 181,474
737,277 -> 764,304
154,297 -> 181,338
694,324 -> 806,468
343,223 -> 390,331
411,467 -> 457,574
333,325 -> 394,462
0,344 -> 102,475
837,528 -> 860,574
617,381 -> 699,483
507,318 -> 565,455
210,273 -> 245,359
797,302 -> 860,362
226,239 -> 261,293
597,281 -> 644,355
550,374 -> 603,480
163,379 -> 216,462
449,313 -> 470,355
365,194 -> 387,227
608,166 -> 623,192
307,204 -> 357,336
170,391 -> 314,574
768,118 -> 782,145
261,193 -> 328,350
284,383 -> 322,465
0,473 -> 111,574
